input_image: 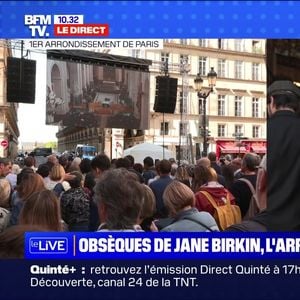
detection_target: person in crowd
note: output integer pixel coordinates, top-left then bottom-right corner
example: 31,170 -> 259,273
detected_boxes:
23,156 -> 36,171
230,157 -> 243,179
0,158 -> 12,178
58,155 -> 70,171
19,190 -> 63,231
191,164 -> 206,193
0,225 -> 45,258
255,154 -> 267,212
110,158 -> 117,169
225,155 -> 267,232
89,154 -> 111,231
0,178 -> 11,209
170,162 -> 178,180
224,154 -> 232,165
220,164 -> 235,190
256,80 -> 300,231
68,157 -> 82,172
208,151 -> 222,175
45,164 -> 70,197
90,154 -> 111,180
197,157 -> 226,187
9,172 -> 46,226
124,155 -> 144,183
94,168 -> 144,231
79,158 -> 92,181
186,164 -> 195,188
149,159 -> 173,218
229,153 -> 259,218
5,163 -> 21,190
142,156 -> 157,185
0,179 -> 11,232
36,163 -> 50,186
115,157 -> 131,169
174,165 -> 191,188
60,171 -> 89,231
139,184 -> 157,231
160,181 -> 219,232
47,154 -> 58,167
147,159 -> 160,185
194,167 -> 236,216
133,163 -> 144,175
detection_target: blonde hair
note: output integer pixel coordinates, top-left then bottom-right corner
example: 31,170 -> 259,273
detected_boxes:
175,165 -> 190,182
207,167 -> 218,182
19,190 -> 62,231
49,164 -> 65,181
163,181 -> 195,216
0,179 -> 11,208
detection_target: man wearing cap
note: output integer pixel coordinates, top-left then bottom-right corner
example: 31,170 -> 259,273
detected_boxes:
259,80 -> 300,231
226,80 -> 300,232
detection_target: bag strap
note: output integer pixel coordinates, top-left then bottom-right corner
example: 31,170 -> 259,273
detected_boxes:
200,190 -> 232,208
238,178 -> 260,210
238,178 -> 256,195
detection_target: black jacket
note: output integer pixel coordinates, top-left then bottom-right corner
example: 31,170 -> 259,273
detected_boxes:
260,110 -> 300,231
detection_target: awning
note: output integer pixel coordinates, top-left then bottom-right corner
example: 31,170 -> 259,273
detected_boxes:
251,145 -> 267,153
219,145 -> 247,154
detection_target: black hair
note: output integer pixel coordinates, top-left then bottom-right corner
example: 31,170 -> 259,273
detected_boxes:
269,93 -> 300,113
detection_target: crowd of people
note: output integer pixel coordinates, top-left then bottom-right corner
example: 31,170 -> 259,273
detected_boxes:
1,79 -> 300,257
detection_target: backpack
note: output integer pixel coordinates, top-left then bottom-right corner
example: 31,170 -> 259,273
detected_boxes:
238,178 -> 260,220
200,191 -> 242,231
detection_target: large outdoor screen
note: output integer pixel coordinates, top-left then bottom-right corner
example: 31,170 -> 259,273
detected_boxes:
46,54 -> 150,129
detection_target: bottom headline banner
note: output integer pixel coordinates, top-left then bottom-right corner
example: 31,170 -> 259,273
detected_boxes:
1,259 -> 300,300
25,232 -> 300,259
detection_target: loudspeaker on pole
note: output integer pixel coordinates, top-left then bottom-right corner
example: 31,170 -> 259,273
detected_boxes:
153,76 -> 178,113
6,57 -> 36,104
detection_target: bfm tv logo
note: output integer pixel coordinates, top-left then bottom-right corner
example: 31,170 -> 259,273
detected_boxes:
25,15 -> 52,37
24,15 -> 109,37
29,237 -> 68,254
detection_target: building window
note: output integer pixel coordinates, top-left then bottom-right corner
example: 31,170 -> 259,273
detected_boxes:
218,39 -> 226,49
218,59 -> 226,78
218,95 -> 225,116
179,91 -> 187,114
161,52 -> 169,73
180,54 -> 189,68
132,49 -> 140,58
252,40 -> 260,53
180,39 -> 187,45
235,125 -> 243,135
252,63 -> 259,81
234,61 -> 243,79
160,122 -> 169,135
252,97 -> 259,117
180,122 -> 188,136
234,39 -> 243,51
218,124 -> 225,137
198,39 -> 207,47
234,96 -> 242,117
161,52 -> 169,63
252,125 -> 260,138
198,56 -> 207,76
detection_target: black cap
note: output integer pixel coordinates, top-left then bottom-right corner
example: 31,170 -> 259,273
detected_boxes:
268,80 -> 300,97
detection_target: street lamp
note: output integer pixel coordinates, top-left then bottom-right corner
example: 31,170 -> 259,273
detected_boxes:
194,67 -> 217,157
